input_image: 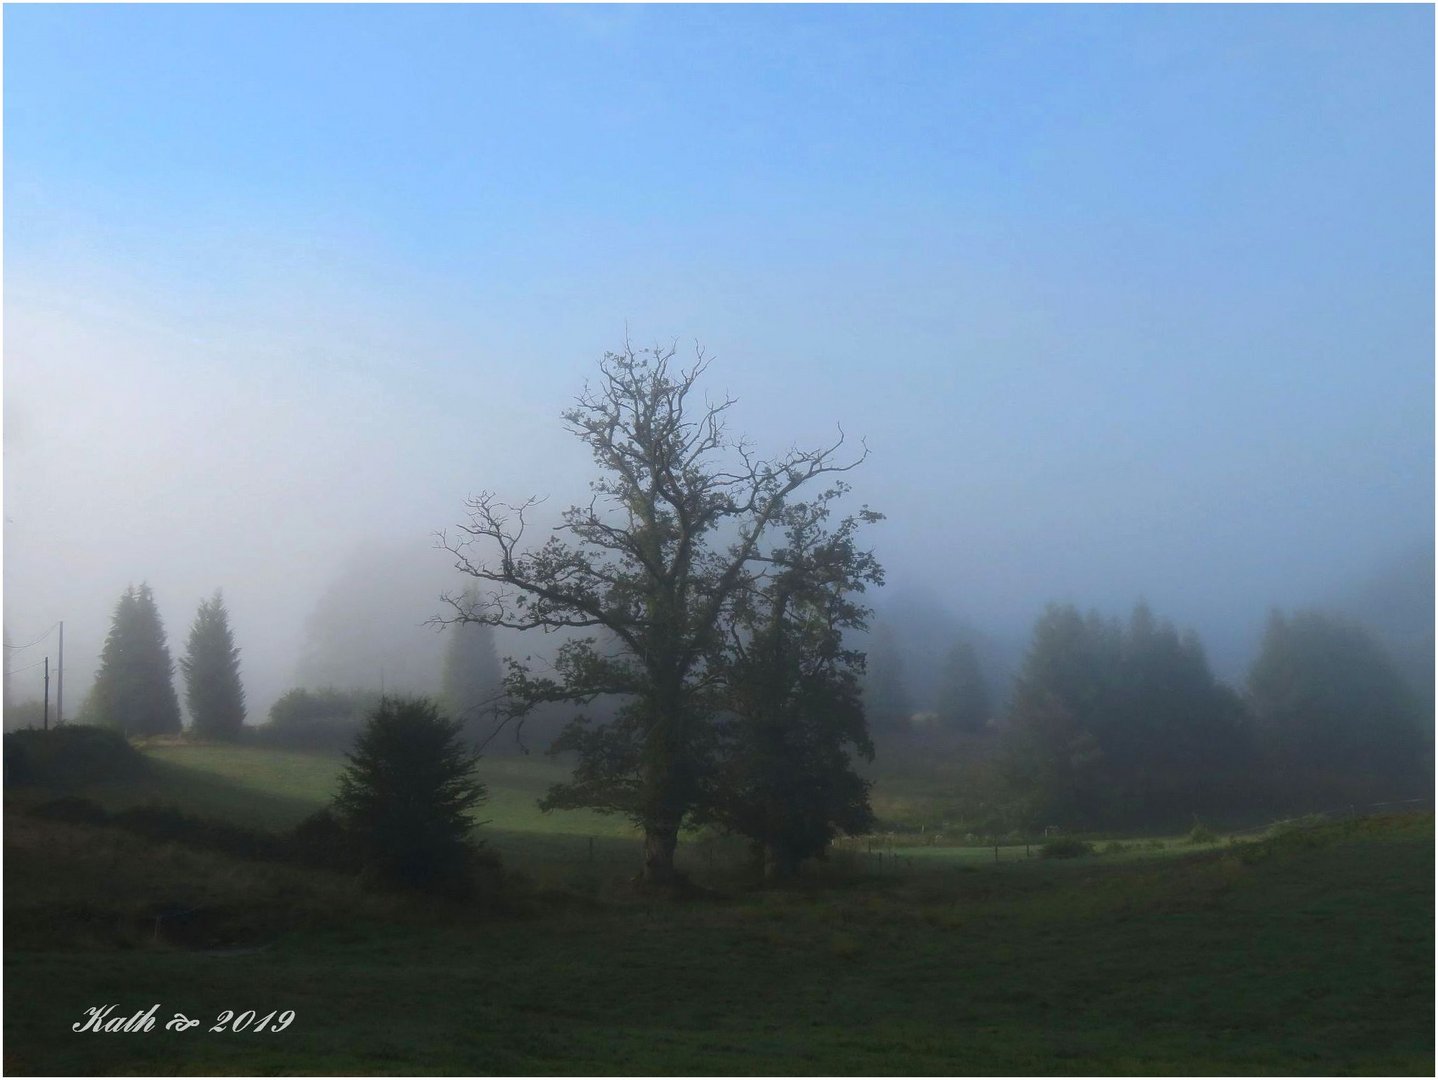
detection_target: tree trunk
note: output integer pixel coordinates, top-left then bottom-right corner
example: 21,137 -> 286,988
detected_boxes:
747,840 -> 767,881
641,821 -> 680,889
764,843 -> 798,883
639,674 -> 688,892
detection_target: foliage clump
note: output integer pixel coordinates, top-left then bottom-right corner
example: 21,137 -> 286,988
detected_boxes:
700,495 -> 882,880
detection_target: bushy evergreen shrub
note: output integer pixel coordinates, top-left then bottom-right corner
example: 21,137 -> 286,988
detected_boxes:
334,697 -> 489,895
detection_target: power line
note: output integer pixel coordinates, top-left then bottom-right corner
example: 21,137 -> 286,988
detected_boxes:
6,656 -> 51,674
4,623 -> 60,652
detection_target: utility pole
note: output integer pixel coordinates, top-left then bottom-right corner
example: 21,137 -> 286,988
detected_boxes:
43,657 -> 50,731
56,621 -> 64,727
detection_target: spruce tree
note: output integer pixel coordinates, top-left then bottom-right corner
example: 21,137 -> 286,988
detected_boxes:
440,586 -> 504,738
334,696 -> 487,892
862,621 -> 912,733
180,591 -> 246,740
936,639 -> 991,734
1003,602 -> 1248,828
87,583 -> 182,736
1249,609 -> 1425,804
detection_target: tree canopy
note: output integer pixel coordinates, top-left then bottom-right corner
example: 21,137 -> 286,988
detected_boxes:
700,493 -> 882,878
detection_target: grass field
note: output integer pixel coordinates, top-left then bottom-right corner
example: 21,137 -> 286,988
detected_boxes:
5,742 -> 1433,1075
69,743 -> 677,882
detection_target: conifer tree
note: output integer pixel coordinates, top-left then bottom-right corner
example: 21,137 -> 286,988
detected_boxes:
334,696 -> 487,892
936,639 -> 991,734
862,620 -> 912,733
86,583 -> 182,736
1249,609 -> 1425,804
180,591 -> 246,740
440,586 -> 504,738
1003,602 -> 1248,828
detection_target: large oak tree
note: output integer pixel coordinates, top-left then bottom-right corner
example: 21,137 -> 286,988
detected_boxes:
440,343 -> 869,887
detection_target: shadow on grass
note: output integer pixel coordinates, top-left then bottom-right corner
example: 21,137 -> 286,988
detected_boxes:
39,757 -> 329,833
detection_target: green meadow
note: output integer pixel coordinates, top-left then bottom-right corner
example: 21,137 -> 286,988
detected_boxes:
5,743 -> 1433,1075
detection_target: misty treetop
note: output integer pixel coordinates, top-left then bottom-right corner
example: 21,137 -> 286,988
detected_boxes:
861,621 -> 912,733
1248,608 -> 1428,805
1003,601 -> 1250,829
936,638 -> 991,735
442,342 -> 882,888
441,586 -> 505,741
179,591 -> 246,740
83,583 -> 183,737
293,543 -> 450,697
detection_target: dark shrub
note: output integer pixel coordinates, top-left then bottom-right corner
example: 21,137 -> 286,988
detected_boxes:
4,725 -> 147,787
1040,837 -> 1095,859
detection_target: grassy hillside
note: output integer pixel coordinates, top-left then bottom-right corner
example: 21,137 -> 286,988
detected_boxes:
4,742 -> 1433,1075
12,742 -> 663,881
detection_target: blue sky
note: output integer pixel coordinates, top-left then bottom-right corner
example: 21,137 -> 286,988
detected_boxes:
4,4 -> 1433,709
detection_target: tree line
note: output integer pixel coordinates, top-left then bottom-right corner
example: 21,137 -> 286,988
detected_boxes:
860,599 -> 1429,831
69,343 -> 1431,889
